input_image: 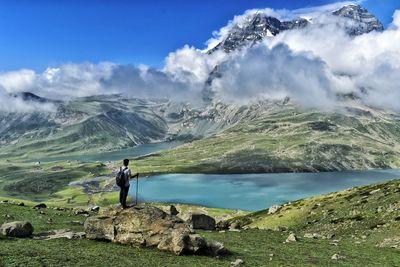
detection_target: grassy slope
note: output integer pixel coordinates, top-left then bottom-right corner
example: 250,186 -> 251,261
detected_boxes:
134,105 -> 400,174
231,179 -> 400,248
1,180 -> 400,266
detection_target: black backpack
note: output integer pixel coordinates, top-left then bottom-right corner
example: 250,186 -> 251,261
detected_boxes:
116,167 -> 127,187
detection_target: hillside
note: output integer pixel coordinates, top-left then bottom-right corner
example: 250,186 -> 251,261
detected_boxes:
135,102 -> 400,173
0,179 -> 399,266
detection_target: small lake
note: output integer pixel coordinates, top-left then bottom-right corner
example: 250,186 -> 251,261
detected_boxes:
35,141 -> 183,163
129,169 -> 400,211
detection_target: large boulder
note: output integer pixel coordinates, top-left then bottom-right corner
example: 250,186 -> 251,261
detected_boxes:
0,221 -> 34,237
188,214 -> 216,230
84,205 -> 226,256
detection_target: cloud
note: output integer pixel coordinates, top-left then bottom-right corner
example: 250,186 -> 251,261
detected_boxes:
1,2 -> 400,113
211,44 -> 336,109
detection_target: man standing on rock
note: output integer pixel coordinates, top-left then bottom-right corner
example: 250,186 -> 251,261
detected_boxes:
119,159 -> 139,209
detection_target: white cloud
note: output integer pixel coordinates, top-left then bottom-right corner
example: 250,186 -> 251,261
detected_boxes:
1,2 -> 400,113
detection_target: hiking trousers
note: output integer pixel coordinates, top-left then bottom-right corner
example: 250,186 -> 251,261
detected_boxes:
119,185 -> 130,208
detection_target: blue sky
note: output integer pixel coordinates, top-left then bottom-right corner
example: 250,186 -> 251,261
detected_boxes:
0,0 -> 398,71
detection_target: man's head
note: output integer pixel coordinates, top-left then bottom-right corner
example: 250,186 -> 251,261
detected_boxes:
123,159 -> 129,166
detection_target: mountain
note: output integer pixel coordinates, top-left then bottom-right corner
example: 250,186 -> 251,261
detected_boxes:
333,4 -> 384,35
0,94 -> 252,159
209,4 -> 383,54
135,101 -> 400,173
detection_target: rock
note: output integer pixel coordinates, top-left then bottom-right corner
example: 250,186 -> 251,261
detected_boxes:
84,205 -> 226,256
369,189 -> 381,195
207,241 -> 229,256
0,221 -> 34,237
379,237 -> 400,249
33,229 -> 86,240
286,233 -> 298,242
0,200 -> 9,204
331,253 -> 346,260
33,203 -> 47,209
229,222 -> 241,230
90,206 -> 100,212
17,202 -> 25,206
216,220 -> 230,230
268,205 -> 282,215
74,209 -> 89,216
230,259 -> 244,267
170,205 -> 179,216
189,214 -> 216,230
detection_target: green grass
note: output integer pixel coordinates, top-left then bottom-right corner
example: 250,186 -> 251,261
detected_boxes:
0,203 -> 399,266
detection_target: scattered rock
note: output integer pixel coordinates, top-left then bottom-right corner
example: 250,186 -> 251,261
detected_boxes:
17,202 -> 25,207
369,189 -> 381,195
0,200 -> 9,204
268,205 -> 282,215
286,233 -> 298,242
33,203 -> 47,209
74,209 -> 89,216
207,241 -> 229,256
170,205 -> 179,216
0,221 -> 34,237
230,259 -> 244,267
53,207 -> 66,211
71,221 -> 84,225
84,205 -> 226,256
33,229 -> 86,240
379,237 -> 400,249
331,253 -> 346,260
90,206 -> 100,212
216,220 -> 230,230
229,222 -> 241,230
189,214 -> 216,230
3,214 -> 13,219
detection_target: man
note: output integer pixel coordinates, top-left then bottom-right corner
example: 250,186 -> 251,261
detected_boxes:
119,158 -> 139,209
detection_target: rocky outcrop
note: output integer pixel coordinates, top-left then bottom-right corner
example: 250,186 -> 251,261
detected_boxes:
84,205 -> 227,256
0,221 -> 34,237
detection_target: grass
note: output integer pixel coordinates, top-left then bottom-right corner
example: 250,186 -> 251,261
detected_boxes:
0,201 -> 399,266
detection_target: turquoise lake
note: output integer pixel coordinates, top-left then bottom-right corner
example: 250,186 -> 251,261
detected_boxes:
129,170 -> 400,211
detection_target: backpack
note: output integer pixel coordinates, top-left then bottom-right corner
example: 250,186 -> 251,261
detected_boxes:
116,167 -> 127,187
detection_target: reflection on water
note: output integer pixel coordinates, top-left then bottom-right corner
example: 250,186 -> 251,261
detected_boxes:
130,169 -> 400,211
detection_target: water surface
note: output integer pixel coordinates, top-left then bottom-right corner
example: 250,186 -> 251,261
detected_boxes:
130,169 -> 400,211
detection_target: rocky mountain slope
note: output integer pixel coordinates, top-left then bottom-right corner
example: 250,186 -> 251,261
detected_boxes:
209,4 -> 383,54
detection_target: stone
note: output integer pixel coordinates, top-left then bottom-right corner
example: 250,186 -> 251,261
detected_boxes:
230,259 -> 244,267
331,253 -> 346,260
0,221 -> 34,237
369,189 -> 381,195
17,202 -> 25,206
33,229 -> 86,240
33,203 -> 47,209
229,222 -> 241,230
90,206 -> 100,212
207,241 -> 229,256
84,205 -> 226,256
170,205 -> 179,216
268,205 -> 282,215
189,214 -> 216,230
286,233 -> 298,242
74,209 -> 89,216
216,220 -> 230,230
